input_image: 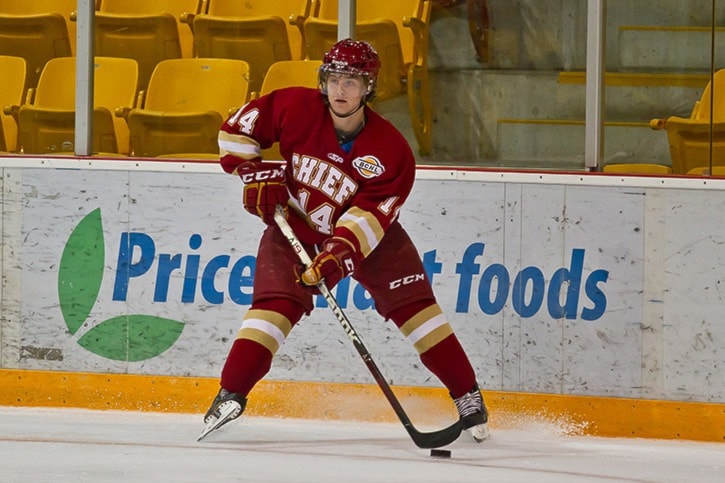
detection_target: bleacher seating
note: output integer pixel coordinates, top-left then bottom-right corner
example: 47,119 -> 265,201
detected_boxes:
122,58 -> 250,158
650,69 -> 725,174
0,0 -> 77,54
687,166 -> 725,176
0,55 -> 26,153
2,1 -> 724,172
10,56 -> 138,155
90,4 -> 185,92
256,60 -> 322,97
0,3 -> 73,90
304,0 -> 434,154
95,0 -> 204,60
184,0 -> 313,93
558,71 -> 710,89
602,163 -> 673,175
494,118 -> 671,170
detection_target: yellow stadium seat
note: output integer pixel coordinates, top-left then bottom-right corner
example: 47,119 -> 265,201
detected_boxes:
13,56 -> 138,155
0,13 -> 72,89
95,0 -> 204,59
123,58 -> 250,157
0,55 -> 26,152
304,0 -> 433,154
258,60 -> 322,96
602,163 -> 673,174
92,13 -> 181,92
0,0 -> 77,55
256,59 -> 322,160
185,0 -> 313,93
686,166 -> 725,176
650,69 -> 725,174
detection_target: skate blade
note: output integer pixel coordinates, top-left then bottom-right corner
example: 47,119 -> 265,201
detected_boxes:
196,402 -> 241,442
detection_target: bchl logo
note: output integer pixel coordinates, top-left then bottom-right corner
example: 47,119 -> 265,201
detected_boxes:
352,155 -> 385,179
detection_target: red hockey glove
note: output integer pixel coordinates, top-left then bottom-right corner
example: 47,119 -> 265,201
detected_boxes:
239,164 -> 289,225
297,239 -> 357,292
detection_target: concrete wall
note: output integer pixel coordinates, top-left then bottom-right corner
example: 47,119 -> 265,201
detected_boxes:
412,1 -> 722,166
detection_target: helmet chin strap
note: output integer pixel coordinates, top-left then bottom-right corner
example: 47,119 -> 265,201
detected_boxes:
328,99 -> 366,119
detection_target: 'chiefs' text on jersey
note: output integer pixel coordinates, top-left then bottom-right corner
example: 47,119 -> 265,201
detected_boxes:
219,87 -> 416,259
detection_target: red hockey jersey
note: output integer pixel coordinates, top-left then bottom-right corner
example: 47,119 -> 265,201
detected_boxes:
218,86 -> 415,261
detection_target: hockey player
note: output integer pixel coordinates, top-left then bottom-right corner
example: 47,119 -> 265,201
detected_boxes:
202,38 -> 489,443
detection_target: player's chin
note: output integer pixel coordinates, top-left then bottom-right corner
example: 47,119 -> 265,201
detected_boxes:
332,100 -> 351,111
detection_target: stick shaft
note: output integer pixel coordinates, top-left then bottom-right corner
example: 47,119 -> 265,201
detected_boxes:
273,206 -> 462,448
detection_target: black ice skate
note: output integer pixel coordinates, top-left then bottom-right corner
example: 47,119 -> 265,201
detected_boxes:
197,388 -> 247,442
453,384 -> 490,442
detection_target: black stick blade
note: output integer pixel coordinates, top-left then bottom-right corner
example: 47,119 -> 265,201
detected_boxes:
407,420 -> 463,449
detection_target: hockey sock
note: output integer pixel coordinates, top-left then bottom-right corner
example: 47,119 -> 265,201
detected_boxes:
220,338 -> 273,396
389,301 -> 477,399
420,335 -> 477,399
220,298 -> 305,396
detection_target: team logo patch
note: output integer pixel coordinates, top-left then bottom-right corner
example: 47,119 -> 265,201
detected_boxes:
352,156 -> 385,179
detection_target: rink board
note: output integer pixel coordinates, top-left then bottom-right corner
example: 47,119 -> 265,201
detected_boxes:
1,158 -> 724,440
1,368 -> 723,442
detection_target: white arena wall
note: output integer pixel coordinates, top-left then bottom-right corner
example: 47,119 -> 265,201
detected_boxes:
1,157 -> 724,406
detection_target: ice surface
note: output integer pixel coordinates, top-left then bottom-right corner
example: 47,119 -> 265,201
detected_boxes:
1,407 -> 723,482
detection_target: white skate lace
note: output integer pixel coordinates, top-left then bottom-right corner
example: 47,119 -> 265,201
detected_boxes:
454,389 -> 483,418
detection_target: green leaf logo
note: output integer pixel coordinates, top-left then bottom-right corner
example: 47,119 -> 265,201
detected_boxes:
77,315 -> 185,362
58,209 -> 186,362
59,208 -> 105,334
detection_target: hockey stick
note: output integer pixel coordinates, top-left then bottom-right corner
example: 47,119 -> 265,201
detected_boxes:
273,205 -> 463,449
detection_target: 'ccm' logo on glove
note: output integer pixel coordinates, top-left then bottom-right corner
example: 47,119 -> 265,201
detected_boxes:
239,166 -> 285,183
238,163 -> 289,225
